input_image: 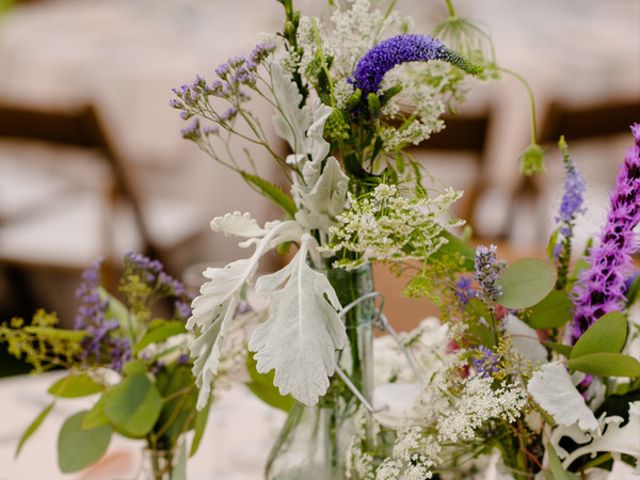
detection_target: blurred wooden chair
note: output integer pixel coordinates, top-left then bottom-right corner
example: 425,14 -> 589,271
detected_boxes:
0,102 -> 204,314
501,97 -> 640,242
407,111 -> 492,236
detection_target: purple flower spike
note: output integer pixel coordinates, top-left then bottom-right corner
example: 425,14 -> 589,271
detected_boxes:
570,124 -> 640,343
350,34 -> 480,96
474,244 -> 505,302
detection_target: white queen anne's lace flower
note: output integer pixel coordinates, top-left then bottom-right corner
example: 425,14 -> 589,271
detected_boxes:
325,184 -> 463,269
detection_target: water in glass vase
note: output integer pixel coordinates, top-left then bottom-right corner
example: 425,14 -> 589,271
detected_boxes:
266,263 -> 375,480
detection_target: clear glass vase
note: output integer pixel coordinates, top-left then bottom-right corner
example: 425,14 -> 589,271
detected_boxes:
265,263 -> 375,480
139,447 -> 180,480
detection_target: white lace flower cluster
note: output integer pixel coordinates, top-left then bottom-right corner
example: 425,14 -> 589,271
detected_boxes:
325,184 -> 463,269
373,360 -> 527,479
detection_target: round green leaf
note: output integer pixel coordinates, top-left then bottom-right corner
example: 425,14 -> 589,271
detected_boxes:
571,312 -> 628,359
497,258 -> 557,309
103,373 -> 163,437
48,373 -> 103,398
57,411 -> 112,473
133,321 -> 187,355
568,353 -> 640,378
529,290 -> 573,329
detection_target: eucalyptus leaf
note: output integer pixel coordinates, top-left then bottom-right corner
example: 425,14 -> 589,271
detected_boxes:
570,312 -> 627,359
568,353 -> 640,378
544,342 -> 572,358
134,321 -> 187,355
82,396 -> 109,430
122,360 -> 147,376
48,373 -> 103,398
528,290 -> 573,329
497,258 -> 557,309
103,373 -> 163,437
57,411 -> 112,473
15,401 -> 55,457
246,352 -> 295,412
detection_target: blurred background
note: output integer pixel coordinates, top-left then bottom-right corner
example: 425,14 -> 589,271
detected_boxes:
0,0 -> 638,371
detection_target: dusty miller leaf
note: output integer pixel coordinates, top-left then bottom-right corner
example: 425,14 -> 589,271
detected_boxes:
187,218 -> 303,409
527,362 -> 599,431
294,156 -> 349,232
270,63 -> 312,155
249,239 -> 347,406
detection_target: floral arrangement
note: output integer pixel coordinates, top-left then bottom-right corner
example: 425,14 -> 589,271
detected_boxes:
0,254 -> 210,479
169,0 -> 639,478
2,0 -> 637,479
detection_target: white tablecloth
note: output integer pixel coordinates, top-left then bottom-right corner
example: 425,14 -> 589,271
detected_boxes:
0,372 -> 285,480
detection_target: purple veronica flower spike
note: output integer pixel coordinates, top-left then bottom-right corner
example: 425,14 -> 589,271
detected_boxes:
570,124 -> 640,343
350,34 -> 481,96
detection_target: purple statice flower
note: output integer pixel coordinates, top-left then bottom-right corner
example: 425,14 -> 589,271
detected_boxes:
175,300 -> 192,320
249,41 -> 276,64
180,118 -> 201,140
176,353 -> 190,366
74,258 -> 107,330
569,124 -> 640,343
471,346 -> 499,377
474,244 -> 505,302
455,275 -> 478,305
350,34 -> 480,96
108,337 -> 131,373
220,106 -> 238,121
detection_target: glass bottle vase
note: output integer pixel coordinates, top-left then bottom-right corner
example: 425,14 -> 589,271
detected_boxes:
265,263 -> 375,480
139,447 -> 180,480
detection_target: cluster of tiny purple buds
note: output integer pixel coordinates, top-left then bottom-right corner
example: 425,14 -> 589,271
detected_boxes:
556,150 -> 586,228
350,34 -> 480,96
454,275 -> 478,305
471,345 -> 499,377
569,124 -> 640,343
75,258 -> 131,371
124,252 -> 186,297
74,258 -> 107,330
170,41 -> 275,126
474,244 -> 505,302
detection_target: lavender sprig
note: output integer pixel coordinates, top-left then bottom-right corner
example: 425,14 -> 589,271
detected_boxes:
554,136 -> 586,289
350,34 -> 481,97
474,244 -> 505,303
569,124 -> 640,343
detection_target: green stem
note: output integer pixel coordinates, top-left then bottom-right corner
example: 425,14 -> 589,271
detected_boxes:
444,0 -> 457,17
499,67 -> 538,143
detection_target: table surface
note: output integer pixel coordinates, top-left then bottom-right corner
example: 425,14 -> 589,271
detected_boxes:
0,371 -> 286,480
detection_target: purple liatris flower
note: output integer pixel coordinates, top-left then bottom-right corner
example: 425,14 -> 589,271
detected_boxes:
570,124 -> 640,343
350,34 -> 481,96
474,244 -> 505,302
